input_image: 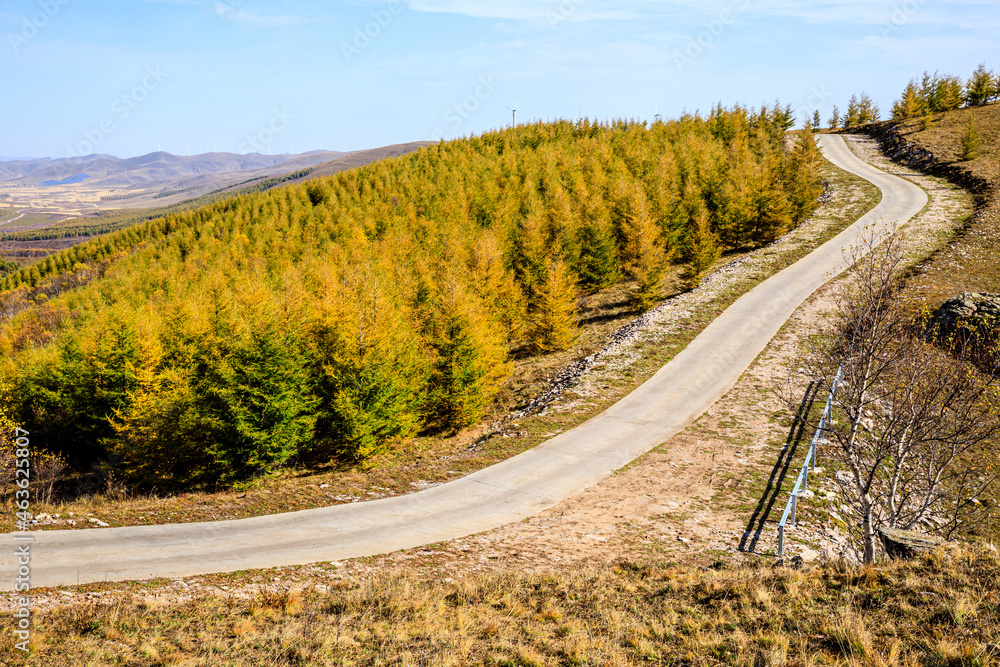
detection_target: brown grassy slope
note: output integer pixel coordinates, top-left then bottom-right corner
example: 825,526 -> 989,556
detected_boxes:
7,548 -> 999,666
859,104 -> 1000,309
284,141 -> 435,184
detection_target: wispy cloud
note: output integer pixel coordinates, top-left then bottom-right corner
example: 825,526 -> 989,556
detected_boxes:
743,0 -> 1000,29
403,0 -> 635,22
214,5 -> 302,28
404,0 -> 1000,31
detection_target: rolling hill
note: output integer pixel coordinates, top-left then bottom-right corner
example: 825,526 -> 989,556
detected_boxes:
0,108 -> 823,491
0,151 -> 344,189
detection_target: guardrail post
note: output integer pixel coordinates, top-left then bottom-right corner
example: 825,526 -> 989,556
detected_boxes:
773,366 -> 842,561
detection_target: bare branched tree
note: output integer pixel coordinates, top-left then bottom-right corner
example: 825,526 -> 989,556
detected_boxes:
804,230 -> 1000,564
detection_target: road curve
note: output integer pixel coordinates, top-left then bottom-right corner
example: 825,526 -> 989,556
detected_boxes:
2,135 -> 927,589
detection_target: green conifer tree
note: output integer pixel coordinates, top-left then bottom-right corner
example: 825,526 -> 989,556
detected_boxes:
785,124 -> 824,221
106,335 -> 213,488
20,317 -> 140,466
574,221 -> 620,291
939,76 -> 964,111
509,202 -> 548,302
842,95 -> 862,128
827,105 -> 840,130
920,71 -> 942,111
313,259 -> 427,462
426,272 -> 510,431
960,116 -> 982,160
681,207 -> 721,289
857,92 -> 880,124
208,327 -> 318,479
892,80 -> 926,119
469,232 -> 526,338
966,63 -> 995,107
620,184 -> 668,311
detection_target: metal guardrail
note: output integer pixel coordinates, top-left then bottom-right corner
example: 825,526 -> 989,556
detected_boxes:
777,367 -> 842,559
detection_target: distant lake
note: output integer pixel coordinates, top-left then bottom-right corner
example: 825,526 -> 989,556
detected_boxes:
43,173 -> 90,186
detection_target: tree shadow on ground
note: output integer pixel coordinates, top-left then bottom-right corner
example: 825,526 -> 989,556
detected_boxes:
738,380 -> 820,554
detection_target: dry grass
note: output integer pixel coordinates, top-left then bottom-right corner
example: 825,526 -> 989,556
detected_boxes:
894,105 -> 1000,183
7,547 -> 999,665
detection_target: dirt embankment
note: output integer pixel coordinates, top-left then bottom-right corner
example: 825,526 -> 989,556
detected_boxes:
847,110 -> 1000,306
854,121 -> 995,202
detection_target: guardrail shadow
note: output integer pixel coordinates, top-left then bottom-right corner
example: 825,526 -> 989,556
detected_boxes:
738,380 -> 820,554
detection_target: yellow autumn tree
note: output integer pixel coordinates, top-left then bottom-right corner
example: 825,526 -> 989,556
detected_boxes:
528,255 -> 579,354
619,183 -> 669,311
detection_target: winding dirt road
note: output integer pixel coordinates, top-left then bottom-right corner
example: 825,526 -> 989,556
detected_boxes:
1,135 -> 927,589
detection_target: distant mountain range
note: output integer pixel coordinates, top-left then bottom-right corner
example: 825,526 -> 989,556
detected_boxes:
0,143 -> 436,215
0,151 -> 347,189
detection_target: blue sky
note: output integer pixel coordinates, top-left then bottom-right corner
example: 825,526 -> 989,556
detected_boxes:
1,0 -> 997,159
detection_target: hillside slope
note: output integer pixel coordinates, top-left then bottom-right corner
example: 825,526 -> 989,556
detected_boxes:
0,134 -> 926,590
0,151 -> 344,189
856,103 -> 1000,306
0,110 -> 823,492
6,549 -> 999,665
